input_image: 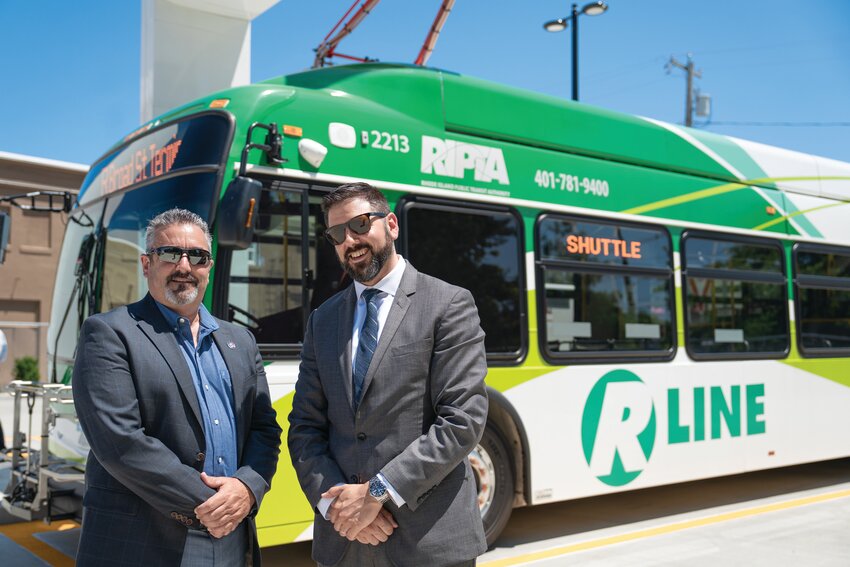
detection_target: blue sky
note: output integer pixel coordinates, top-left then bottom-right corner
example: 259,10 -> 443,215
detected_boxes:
1,1 -> 848,165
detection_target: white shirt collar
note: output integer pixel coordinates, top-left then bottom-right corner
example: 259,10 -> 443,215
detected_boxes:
354,256 -> 407,300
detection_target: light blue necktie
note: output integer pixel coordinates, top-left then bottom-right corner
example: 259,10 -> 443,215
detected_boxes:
353,288 -> 380,405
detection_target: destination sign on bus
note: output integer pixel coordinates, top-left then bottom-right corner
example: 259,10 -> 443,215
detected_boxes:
77,114 -> 231,206
98,136 -> 183,195
538,216 -> 670,269
566,235 -> 642,259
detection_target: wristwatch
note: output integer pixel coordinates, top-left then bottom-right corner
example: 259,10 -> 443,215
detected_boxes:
368,475 -> 391,504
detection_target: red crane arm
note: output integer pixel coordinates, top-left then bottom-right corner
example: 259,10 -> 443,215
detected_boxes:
313,0 -> 382,68
414,0 -> 456,66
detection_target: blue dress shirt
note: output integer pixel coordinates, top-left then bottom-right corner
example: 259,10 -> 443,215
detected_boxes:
156,301 -> 238,477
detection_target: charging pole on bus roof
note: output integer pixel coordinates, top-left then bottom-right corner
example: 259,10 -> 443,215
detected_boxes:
666,54 -> 702,127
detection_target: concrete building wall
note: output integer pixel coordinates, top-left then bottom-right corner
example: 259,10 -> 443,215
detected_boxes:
0,152 -> 87,385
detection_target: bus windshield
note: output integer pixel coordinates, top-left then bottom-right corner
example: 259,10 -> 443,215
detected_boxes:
52,113 -> 232,341
99,173 -> 222,311
85,113 -> 231,311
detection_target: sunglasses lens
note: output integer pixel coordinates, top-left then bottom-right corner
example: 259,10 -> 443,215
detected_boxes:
158,247 -> 182,263
186,250 -> 210,265
153,247 -> 209,265
349,214 -> 371,235
324,212 -> 384,245
325,226 -> 346,245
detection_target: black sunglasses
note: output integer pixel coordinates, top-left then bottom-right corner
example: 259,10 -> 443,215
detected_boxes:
147,246 -> 211,266
324,212 -> 388,246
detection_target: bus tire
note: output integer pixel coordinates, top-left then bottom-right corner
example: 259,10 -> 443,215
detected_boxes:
470,422 -> 514,547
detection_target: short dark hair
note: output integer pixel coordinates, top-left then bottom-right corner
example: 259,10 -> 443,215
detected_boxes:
322,182 -> 389,222
145,208 -> 212,251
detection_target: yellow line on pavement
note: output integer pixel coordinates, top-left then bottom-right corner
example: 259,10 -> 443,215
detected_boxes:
0,520 -> 79,566
480,488 -> 850,566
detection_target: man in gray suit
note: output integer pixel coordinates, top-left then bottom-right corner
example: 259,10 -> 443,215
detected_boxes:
288,183 -> 489,566
73,208 -> 282,566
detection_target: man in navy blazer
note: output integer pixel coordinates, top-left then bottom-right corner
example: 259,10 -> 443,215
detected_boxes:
73,208 -> 281,566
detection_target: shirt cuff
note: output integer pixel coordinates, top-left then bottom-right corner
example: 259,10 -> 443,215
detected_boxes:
317,496 -> 335,520
377,472 -> 405,507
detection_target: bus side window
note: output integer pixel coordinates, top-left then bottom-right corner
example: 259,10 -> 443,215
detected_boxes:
225,184 -> 346,354
794,244 -> 850,356
400,199 -> 526,362
309,205 -> 350,312
227,188 -> 305,346
536,215 -> 675,363
681,232 -> 788,359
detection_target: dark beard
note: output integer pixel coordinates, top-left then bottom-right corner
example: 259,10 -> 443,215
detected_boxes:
343,236 -> 394,283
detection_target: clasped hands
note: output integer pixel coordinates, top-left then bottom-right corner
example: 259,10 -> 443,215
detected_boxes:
194,472 -> 255,538
322,483 -> 398,545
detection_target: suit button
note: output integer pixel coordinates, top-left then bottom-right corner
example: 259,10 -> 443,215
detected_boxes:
196,452 -> 205,462
350,475 -> 358,483
357,433 -> 367,441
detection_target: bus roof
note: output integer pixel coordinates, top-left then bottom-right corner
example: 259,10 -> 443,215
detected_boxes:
267,63 -> 850,201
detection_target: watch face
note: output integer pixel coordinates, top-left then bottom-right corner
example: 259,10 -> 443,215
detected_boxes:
369,477 -> 386,497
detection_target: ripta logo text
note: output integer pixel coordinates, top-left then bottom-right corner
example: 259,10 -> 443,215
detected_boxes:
420,135 -> 510,185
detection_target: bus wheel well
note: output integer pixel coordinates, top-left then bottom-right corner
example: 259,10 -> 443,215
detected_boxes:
485,387 -> 528,508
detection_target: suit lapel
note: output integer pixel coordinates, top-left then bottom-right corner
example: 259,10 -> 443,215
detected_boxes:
131,295 -> 204,429
337,286 -> 357,409
360,264 -> 417,401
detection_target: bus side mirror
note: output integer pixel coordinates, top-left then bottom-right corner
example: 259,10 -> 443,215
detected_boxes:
0,211 -> 10,265
217,176 -> 262,250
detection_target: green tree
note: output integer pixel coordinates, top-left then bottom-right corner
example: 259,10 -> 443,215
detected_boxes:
13,356 -> 40,382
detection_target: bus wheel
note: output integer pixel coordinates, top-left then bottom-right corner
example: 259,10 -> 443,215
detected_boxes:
470,423 -> 514,547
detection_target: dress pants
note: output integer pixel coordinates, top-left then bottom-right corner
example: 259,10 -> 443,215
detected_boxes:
181,521 -> 248,566
318,542 -> 476,567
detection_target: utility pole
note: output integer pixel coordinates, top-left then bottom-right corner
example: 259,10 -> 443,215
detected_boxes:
667,54 -> 702,127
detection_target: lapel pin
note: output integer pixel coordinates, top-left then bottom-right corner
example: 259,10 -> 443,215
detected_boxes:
227,341 -> 237,349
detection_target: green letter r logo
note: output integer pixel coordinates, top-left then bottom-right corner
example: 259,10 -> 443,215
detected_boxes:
582,369 -> 656,487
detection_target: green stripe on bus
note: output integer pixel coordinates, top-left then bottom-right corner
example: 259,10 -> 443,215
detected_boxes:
782,358 -> 850,389
621,182 -> 747,215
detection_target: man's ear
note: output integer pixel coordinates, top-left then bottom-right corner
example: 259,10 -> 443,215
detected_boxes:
386,212 -> 400,240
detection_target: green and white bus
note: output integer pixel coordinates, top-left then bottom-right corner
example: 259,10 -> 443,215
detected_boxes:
46,63 -> 850,547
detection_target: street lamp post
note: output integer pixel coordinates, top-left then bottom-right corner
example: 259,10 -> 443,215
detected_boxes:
543,1 -> 608,101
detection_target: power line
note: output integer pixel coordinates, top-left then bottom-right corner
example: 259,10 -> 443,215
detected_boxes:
691,39 -> 830,57
708,121 -> 850,127
588,76 -> 671,102
584,55 -> 667,82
